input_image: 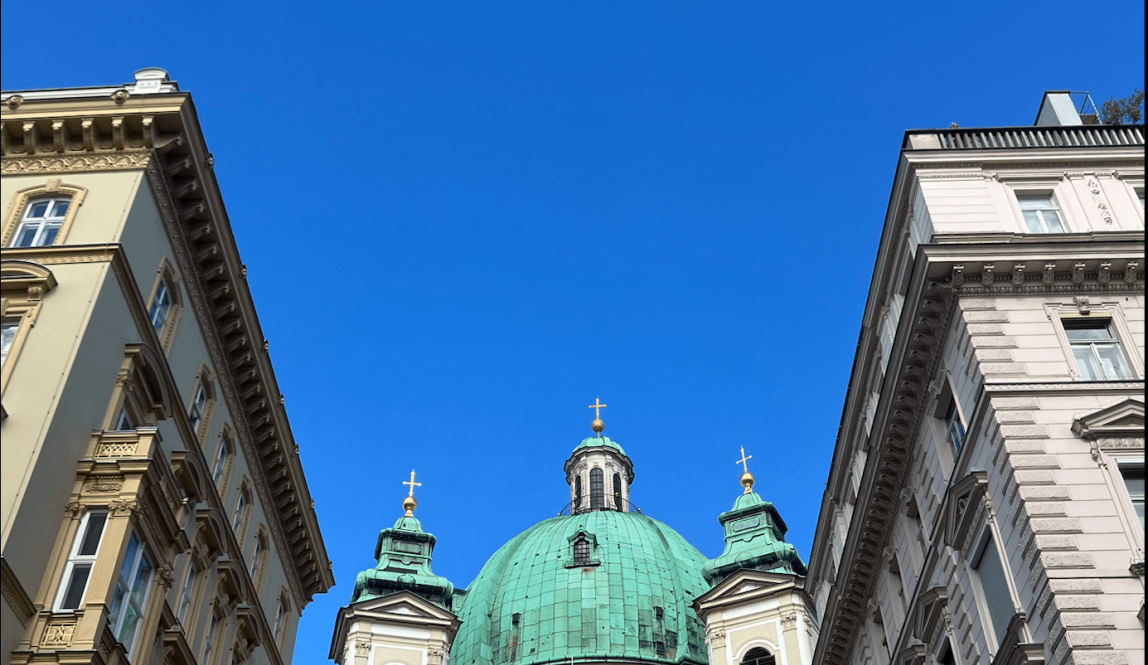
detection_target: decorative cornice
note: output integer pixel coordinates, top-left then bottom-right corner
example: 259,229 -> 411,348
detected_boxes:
0,557 -> 35,626
1,152 -> 151,174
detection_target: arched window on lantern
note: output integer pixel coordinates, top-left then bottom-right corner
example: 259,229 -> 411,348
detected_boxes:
574,475 -> 583,511
590,468 -> 604,509
741,647 -> 776,665
613,473 -> 623,510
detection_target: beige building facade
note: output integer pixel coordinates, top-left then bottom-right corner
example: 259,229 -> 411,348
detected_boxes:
0,70 -> 334,665
806,94 -> 1144,665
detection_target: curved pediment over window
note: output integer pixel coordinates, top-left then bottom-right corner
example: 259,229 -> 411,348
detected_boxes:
1071,398 -> 1145,440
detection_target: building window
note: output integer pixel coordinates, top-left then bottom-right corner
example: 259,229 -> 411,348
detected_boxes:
148,279 -> 173,334
10,197 -> 70,247
574,475 -> 582,510
1117,459 -> 1144,530
189,382 -> 208,433
1064,319 -> 1134,380
1,319 -> 17,365
176,561 -> 197,624
114,408 -> 135,431
232,489 -> 249,533
943,399 -> 965,452
1017,194 -> 1066,233
741,647 -> 776,665
202,613 -> 220,665
936,639 -> 956,665
109,531 -> 154,654
589,468 -> 604,509
970,528 -> 1015,649
211,438 -> 230,484
572,537 -> 591,566
613,473 -> 623,510
54,510 -> 108,610
249,535 -> 266,590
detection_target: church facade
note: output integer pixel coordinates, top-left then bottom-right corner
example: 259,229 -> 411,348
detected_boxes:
331,416 -> 817,665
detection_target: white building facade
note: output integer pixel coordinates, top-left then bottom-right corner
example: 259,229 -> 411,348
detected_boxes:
807,94 -> 1144,665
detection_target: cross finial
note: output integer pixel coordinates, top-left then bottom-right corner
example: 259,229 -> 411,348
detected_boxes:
401,470 -> 421,516
735,447 -> 755,494
403,470 -> 421,497
735,446 -> 752,473
588,398 -> 607,433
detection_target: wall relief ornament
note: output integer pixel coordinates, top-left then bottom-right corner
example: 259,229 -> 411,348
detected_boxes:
1,152 -> 151,174
109,499 -> 139,516
354,639 -> 371,657
83,476 -> 124,494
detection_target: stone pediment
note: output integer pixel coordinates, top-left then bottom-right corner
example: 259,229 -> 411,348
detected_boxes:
942,471 -> 989,557
348,590 -> 457,624
1071,398 -> 1145,440
693,568 -> 805,611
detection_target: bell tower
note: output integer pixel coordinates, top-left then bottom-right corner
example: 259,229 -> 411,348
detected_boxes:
693,449 -> 818,665
330,472 -> 460,665
563,399 -> 635,512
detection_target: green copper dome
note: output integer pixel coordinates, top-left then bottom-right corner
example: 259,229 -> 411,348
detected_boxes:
450,510 -> 709,665
572,435 -> 626,455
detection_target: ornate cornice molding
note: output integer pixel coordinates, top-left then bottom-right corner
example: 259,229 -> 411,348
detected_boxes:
1,152 -> 151,174
814,278 -> 959,664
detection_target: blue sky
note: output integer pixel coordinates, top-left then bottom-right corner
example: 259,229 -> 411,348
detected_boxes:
3,1 -> 1144,662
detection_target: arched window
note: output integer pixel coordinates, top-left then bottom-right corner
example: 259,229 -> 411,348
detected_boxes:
590,468 -> 604,509
574,476 -> 583,509
613,473 -> 623,510
3,182 -> 86,248
145,258 -> 183,353
573,537 -> 591,565
741,647 -> 776,665
10,197 -> 70,247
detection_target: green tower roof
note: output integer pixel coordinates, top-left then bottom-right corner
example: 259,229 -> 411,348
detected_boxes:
572,435 -> 626,455
701,490 -> 807,585
350,511 -> 454,608
451,510 -> 709,665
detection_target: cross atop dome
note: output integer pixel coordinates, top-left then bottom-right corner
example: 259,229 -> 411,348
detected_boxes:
588,397 -> 607,433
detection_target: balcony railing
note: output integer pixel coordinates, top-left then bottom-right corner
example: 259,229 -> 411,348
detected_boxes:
904,124 -> 1144,151
558,497 -> 641,516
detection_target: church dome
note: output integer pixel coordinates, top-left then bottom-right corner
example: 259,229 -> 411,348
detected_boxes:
450,510 -> 710,665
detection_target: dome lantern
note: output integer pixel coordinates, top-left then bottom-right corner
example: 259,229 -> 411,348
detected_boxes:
562,398 -> 636,514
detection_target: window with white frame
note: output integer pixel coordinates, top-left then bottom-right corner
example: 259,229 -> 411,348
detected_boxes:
249,537 -> 263,580
189,382 -> 208,432
211,438 -> 230,485
108,531 -> 153,654
269,597 -> 285,643
176,561 -> 197,624
10,197 -> 70,247
1063,319 -> 1134,380
1,319 -> 18,365
202,613 -> 220,665
1117,458 -> 1144,530
114,408 -> 135,431
1017,194 -> 1066,233
54,510 -> 108,610
148,279 -> 173,334
970,528 -> 1015,649
231,489 -> 249,532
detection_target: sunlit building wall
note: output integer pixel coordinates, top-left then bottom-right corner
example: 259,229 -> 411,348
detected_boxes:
0,70 -> 334,665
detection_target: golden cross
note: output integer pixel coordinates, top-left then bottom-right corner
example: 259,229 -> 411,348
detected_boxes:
402,470 -> 421,497
588,398 -> 607,419
735,446 -> 753,474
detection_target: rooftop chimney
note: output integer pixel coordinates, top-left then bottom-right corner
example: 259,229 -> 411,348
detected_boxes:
1035,91 -> 1099,126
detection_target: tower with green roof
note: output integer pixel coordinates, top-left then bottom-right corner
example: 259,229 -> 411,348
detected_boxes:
331,406 -> 816,665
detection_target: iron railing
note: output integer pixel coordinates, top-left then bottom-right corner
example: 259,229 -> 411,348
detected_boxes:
904,124 -> 1143,151
558,497 -> 641,516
